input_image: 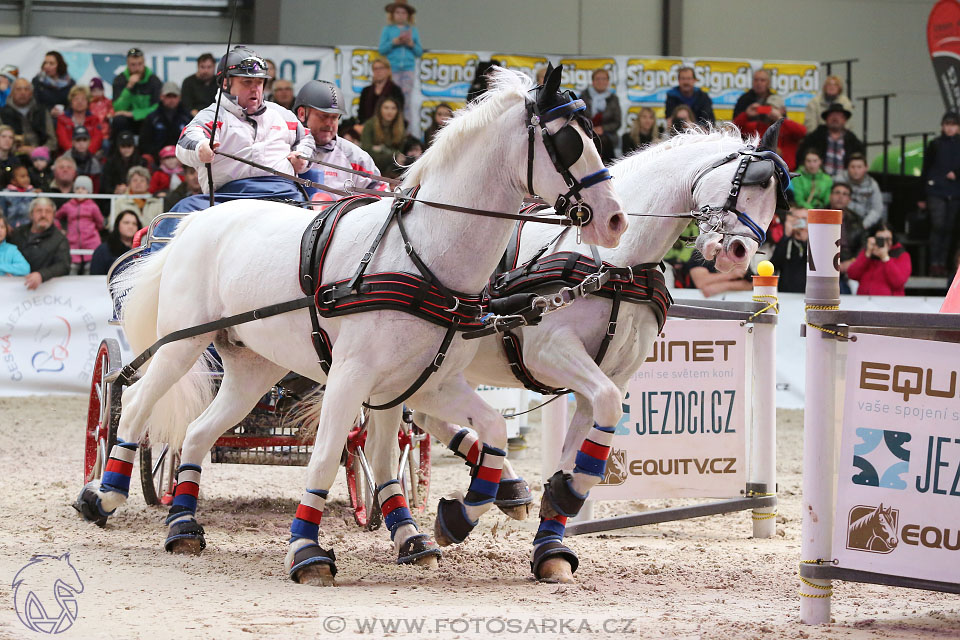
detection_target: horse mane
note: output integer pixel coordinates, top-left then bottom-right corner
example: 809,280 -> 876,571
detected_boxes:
402,66 -> 533,187
849,509 -> 878,535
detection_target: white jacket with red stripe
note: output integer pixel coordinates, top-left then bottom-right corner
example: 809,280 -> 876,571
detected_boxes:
177,92 -> 316,193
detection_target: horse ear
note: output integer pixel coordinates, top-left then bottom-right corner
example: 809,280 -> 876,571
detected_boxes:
540,62 -> 554,86
542,63 -> 563,100
758,117 -> 785,152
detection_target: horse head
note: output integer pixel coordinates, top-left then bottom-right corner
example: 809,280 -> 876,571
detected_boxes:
874,504 -> 899,549
13,553 -> 84,634
693,120 -> 788,272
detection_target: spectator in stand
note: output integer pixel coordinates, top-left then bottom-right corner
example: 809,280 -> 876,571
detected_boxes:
733,96 -> 806,170
792,150 -> 832,209
101,131 -> 149,195
582,68 -> 621,164
8,196 -> 70,289
0,65 -> 18,109
0,213 -> 30,276
379,0 -> 422,122
836,152 -> 884,230
797,103 -> 864,176
662,220 -> 699,288
263,59 -> 277,100
339,117 -> 363,145
0,124 -> 25,188
622,107 -> 662,156
665,104 -> 695,137
466,61 -> 496,103
56,85 -> 104,154
358,57 -> 405,125
732,68 -> 774,120
149,146 -> 183,197
27,147 -> 52,192
48,155 -> 77,208
829,180 -> 862,293
111,47 -> 162,141
2,165 -> 35,227
770,205 -> 809,293
55,175 -> 103,274
32,51 -> 75,114
396,135 -> 423,169
847,223 -> 911,296
685,249 -> 753,297
361,95 -> 406,178
0,78 -> 57,156
919,111 -> 960,277
90,209 -> 141,276
423,102 -> 453,148
62,126 -> 102,192
88,78 -> 113,141
113,166 -> 162,226
180,53 -> 217,116
140,82 -> 191,159
665,66 -> 714,126
804,75 -> 855,132
164,164 -> 201,211
270,79 -> 295,111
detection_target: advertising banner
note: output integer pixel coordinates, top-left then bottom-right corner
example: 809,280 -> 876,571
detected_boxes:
928,0 -> 960,113
833,333 -> 960,584
0,276 -> 132,396
589,319 -> 750,500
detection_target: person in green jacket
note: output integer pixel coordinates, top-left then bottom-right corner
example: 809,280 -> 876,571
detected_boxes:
111,47 -> 162,143
792,149 -> 833,210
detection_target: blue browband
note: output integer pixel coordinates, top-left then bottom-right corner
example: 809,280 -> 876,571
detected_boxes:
541,98 -> 586,124
581,168 -> 613,189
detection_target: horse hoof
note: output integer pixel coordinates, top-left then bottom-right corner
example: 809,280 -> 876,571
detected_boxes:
412,553 -> 439,569
433,516 -> 456,547
536,557 -> 576,584
167,537 -> 204,556
293,563 -> 335,586
498,502 -> 532,521
73,484 -> 109,527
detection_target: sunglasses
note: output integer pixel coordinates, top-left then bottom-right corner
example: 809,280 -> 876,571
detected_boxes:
127,47 -> 144,58
228,56 -> 267,74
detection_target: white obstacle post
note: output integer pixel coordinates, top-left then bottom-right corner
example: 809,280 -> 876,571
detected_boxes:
749,271 -> 778,538
799,209 -> 843,624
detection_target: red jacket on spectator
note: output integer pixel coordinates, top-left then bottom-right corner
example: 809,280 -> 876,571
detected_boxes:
56,111 -> 104,155
89,95 -> 114,142
56,197 -> 104,263
846,243 -> 911,296
733,113 -> 806,171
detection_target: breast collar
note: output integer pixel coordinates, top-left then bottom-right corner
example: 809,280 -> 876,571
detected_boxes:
524,87 -> 612,229
689,146 -> 792,246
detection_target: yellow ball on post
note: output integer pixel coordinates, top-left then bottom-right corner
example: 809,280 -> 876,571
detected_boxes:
757,260 -> 775,277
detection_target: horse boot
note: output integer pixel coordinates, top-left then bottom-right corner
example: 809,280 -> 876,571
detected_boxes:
285,488 -> 336,586
449,428 -> 532,520
164,464 -> 206,555
435,443 -> 505,546
73,439 -> 138,527
377,480 -> 441,567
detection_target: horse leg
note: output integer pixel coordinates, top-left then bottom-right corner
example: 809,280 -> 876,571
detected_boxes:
367,408 -> 441,568
406,376 -> 508,547
165,341 -> 287,554
74,336 -> 211,526
287,360 -> 372,586
417,412 -> 533,521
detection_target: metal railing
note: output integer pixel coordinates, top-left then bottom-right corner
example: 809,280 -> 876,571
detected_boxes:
0,189 -> 161,226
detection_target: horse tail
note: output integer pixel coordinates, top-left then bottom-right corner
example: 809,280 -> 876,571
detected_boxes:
113,214 -> 215,449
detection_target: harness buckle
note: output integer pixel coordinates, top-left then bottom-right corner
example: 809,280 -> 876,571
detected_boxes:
433,351 -> 446,368
444,297 -> 461,313
320,287 -> 337,305
606,321 -> 617,337
404,242 -> 413,255
493,273 -> 508,291
360,251 -> 374,264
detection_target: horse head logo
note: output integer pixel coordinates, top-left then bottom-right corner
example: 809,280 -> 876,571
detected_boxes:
12,553 -> 84,634
846,504 -> 899,554
599,448 -> 628,486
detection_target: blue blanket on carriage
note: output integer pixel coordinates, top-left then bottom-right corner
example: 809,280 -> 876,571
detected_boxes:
169,176 -> 307,212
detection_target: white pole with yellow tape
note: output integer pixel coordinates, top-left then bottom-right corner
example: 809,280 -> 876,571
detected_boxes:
799,209 -> 843,624
750,261 -> 778,538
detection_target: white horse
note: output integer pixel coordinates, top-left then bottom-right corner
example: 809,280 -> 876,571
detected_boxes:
394,124 -> 786,582
73,65 -> 626,586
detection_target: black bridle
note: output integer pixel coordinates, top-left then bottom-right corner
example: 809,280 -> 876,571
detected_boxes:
524,88 -> 612,229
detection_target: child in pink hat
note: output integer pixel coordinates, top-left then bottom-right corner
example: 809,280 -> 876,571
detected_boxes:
149,145 -> 183,197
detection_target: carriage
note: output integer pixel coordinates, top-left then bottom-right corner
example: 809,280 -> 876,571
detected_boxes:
82,212 -> 431,530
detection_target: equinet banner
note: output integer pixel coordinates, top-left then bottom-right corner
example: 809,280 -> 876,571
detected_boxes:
589,319 -> 750,501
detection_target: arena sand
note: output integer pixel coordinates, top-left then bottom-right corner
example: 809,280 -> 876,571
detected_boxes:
0,397 -> 957,639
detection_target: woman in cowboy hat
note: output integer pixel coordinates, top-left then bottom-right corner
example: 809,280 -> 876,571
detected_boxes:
378,0 -> 421,125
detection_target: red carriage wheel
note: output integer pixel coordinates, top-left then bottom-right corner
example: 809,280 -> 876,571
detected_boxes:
84,339 -> 122,484
403,423 -> 431,514
345,423 -> 382,531
140,438 -> 180,506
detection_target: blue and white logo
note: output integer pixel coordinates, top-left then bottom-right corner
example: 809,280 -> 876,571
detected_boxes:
12,553 -> 84,634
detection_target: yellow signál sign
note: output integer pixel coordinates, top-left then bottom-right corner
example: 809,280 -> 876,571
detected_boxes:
557,57 -> 617,92
349,48 -> 380,95
419,51 -> 478,99
763,61 -> 819,113
491,54 -> 548,83
623,57 -> 683,104
419,100 -> 465,135
690,58 -> 753,121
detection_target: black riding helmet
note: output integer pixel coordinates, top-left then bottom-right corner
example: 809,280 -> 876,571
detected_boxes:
216,46 -> 270,87
294,80 -> 346,122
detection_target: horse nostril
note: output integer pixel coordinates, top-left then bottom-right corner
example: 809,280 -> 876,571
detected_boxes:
609,213 -> 625,235
731,240 -> 747,260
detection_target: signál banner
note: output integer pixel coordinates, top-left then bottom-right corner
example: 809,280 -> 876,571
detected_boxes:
833,333 -> 960,584
589,319 -> 749,500
0,276 -> 132,396
928,0 -> 960,113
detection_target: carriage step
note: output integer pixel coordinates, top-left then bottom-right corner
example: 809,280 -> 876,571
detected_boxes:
211,446 -> 311,466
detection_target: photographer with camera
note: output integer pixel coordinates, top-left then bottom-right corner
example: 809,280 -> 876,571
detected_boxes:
846,222 -> 911,296
770,205 -> 809,293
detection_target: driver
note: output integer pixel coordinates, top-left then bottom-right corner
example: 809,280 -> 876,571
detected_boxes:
172,46 -> 315,212
293,80 -> 385,201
